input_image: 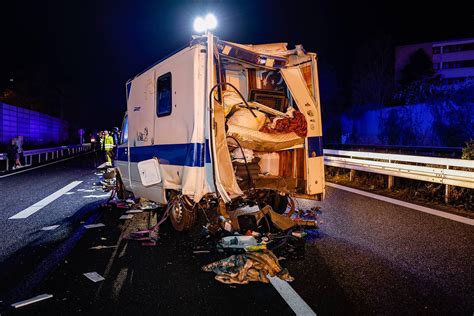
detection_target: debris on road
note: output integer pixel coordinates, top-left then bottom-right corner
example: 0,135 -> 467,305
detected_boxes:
77,189 -> 96,192
89,164 -> 321,286
126,209 -> 143,214
219,235 -> 258,249
88,245 -> 117,250
83,272 -> 105,283
84,223 -> 105,229
138,198 -> 160,210
11,293 -> 53,308
203,250 -> 293,285
193,250 -> 211,254
41,225 -> 60,231
291,231 -> 307,238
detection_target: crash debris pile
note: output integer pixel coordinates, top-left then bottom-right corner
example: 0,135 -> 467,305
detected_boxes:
96,165 -> 321,286
194,197 -> 321,285
203,250 -> 293,285
93,164 -> 117,193
94,165 -> 164,247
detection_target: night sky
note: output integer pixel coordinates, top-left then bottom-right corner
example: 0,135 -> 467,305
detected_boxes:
1,0 -> 472,131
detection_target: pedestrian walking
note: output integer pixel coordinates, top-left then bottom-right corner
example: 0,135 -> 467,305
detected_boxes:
16,135 -> 24,165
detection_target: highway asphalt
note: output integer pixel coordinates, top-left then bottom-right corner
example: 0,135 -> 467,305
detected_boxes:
0,153 -> 473,315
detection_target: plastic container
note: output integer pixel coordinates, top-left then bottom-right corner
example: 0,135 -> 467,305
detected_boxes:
220,236 -> 258,248
258,152 -> 280,175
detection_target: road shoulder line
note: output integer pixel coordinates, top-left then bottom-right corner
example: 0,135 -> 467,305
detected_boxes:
326,182 -> 474,226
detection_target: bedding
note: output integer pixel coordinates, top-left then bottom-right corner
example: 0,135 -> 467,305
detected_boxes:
227,124 -> 304,152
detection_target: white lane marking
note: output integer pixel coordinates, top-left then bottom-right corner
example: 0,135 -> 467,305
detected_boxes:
268,275 -> 316,316
41,225 -> 60,231
9,181 -> 83,219
11,293 -> 53,308
326,182 -> 474,226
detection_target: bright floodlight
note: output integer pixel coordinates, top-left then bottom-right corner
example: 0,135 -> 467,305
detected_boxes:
193,16 -> 206,33
194,13 -> 217,33
205,13 -> 217,30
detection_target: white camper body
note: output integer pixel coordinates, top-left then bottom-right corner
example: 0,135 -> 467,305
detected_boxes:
116,45 -> 211,204
116,34 -> 325,229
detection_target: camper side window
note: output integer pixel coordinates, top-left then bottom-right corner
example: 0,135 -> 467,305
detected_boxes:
157,72 -> 172,117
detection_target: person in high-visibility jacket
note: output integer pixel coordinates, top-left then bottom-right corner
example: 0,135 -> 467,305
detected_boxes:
103,130 -> 114,166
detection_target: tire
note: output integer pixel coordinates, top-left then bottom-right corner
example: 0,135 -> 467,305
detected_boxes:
168,194 -> 197,232
268,192 -> 289,214
116,171 -> 125,200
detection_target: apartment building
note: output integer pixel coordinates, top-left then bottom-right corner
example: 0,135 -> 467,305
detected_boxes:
395,37 -> 474,81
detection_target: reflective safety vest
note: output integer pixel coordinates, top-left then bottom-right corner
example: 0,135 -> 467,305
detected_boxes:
104,135 -> 114,151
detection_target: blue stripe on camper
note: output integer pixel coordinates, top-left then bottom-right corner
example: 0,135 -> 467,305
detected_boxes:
307,136 -> 323,158
116,143 -> 205,167
205,139 -> 211,163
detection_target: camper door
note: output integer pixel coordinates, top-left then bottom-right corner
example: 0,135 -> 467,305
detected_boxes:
280,66 -> 324,196
127,73 -> 156,188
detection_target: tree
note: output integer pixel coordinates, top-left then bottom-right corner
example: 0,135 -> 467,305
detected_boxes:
399,48 -> 434,86
351,36 -> 395,106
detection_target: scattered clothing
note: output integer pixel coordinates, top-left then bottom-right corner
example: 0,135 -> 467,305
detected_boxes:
202,250 -> 293,284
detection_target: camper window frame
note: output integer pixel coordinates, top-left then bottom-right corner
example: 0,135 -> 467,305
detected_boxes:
156,72 -> 173,117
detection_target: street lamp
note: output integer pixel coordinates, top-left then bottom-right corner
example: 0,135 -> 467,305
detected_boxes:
193,13 -> 217,33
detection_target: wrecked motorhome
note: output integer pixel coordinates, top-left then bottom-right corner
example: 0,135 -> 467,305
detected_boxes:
115,34 -> 324,231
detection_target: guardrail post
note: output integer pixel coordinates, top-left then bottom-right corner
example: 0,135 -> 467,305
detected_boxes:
388,176 -> 394,190
349,169 -> 355,181
445,165 -> 451,203
445,184 -> 452,204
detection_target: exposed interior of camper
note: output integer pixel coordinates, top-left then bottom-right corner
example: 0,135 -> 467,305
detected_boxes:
209,40 -> 324,208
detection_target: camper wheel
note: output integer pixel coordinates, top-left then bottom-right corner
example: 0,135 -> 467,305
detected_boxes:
116,171 -> 125,200
168,193 -> 197,232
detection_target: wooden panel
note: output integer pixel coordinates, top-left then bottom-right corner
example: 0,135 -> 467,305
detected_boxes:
294,148 -> 305,179
301,64 -> 313,95
247,68 -> 257,92
279,150 -> 293,177
278,148 -> 306,179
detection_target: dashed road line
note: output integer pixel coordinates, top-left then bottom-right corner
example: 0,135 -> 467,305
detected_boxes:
9,181 -> 83,219
326,182 -> 474,226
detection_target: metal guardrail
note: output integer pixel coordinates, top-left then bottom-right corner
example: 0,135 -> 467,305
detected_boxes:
325,143 -> 463,158
324,149 -> 474,202
0,143 -> 92,172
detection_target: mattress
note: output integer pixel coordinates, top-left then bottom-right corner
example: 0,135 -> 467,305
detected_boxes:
227,124 -> 304,152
